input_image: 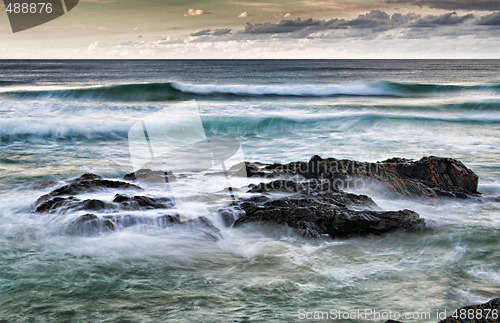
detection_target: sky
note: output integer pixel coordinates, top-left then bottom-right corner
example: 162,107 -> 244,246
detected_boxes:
0,0 -> 499,58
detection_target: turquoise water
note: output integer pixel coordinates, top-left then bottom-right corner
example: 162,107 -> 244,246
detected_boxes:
0,60 -> 499,322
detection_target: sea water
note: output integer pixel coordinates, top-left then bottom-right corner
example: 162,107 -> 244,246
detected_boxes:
0,60 -> 499,322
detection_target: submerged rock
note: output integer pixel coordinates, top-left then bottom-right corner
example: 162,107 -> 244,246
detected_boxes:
64,214 -> 116,236
63,213 -> 221,240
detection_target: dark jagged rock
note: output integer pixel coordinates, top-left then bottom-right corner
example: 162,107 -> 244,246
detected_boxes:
245,155 -> 479,199
123,169 -> 176,183
112,194 -> 174,210
34,155 -> 480,240
36,173 -> 142,205
247,179 -> 378,210
34,174 -> 220,239
233,179 -> 424,238
35,194 -> 173,214
36,196 -> 80,213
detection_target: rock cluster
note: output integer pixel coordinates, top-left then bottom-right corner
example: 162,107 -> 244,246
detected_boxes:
233,179 -> 424,238
245,155 -> 479,198
33,156 -> 479,239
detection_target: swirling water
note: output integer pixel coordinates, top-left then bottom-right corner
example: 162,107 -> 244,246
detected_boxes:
0,59 -> 499,322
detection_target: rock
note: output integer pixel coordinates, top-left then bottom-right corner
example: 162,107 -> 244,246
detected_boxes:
438,298 -> 500,323
35,154 -> 480,240
35,194 -> 173,214
36,173 -> 142,205
63,213 -> 221,240
123,169 -> 176,183
36,196 -> 79,213
232,179 -> 425,239
112,194 -> 174,210
63,214 -> 115,236
244,155 -> 480,198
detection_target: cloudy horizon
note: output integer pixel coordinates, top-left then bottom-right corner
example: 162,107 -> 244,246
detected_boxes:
0,0 -> 499,58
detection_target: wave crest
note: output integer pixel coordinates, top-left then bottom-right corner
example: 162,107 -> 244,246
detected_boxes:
2,81 -> 499,102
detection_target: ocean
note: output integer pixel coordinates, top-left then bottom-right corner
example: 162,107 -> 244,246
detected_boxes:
0,59 -> 499,322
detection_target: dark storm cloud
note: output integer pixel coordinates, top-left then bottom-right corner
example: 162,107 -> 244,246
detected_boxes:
412,12 -> 474,27
385,0 -> 500,11
243,18 -> 337,34
188,10 -> 499,43
241,10 -> 474,36
242,10 -> 419,35
476,11 -> 500,25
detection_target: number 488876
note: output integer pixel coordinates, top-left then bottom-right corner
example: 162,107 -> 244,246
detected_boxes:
5,2 -> 53,14
452,308 -> 499,320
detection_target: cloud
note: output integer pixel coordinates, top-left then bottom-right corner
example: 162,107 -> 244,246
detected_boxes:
156,9 -> 499,59
385,0 -> 500,11
191,29 -> 232,36
78,8 -> 499,59
412,12 -> 474,27
242,10 -> 421,35
212,29 -> 232,36
238,11 -> 248,18
244,18 -> 332,34
184,9 -> 205,16
239,10 -> 485,39
86,41 -> 100,52
191,29 -> 211,36
477,11 -> 500,25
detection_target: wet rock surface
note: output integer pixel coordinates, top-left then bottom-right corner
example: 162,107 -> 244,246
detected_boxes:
33,173 -> 222,240
33,155 -> 480,239
233,179 -> 425,238
227,155 -> 480,238
245,155 -> 479,199
63,213 -> 222,241
123,169 -> 176,183
35,194 -> 174,213
36,174 -> 142,205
